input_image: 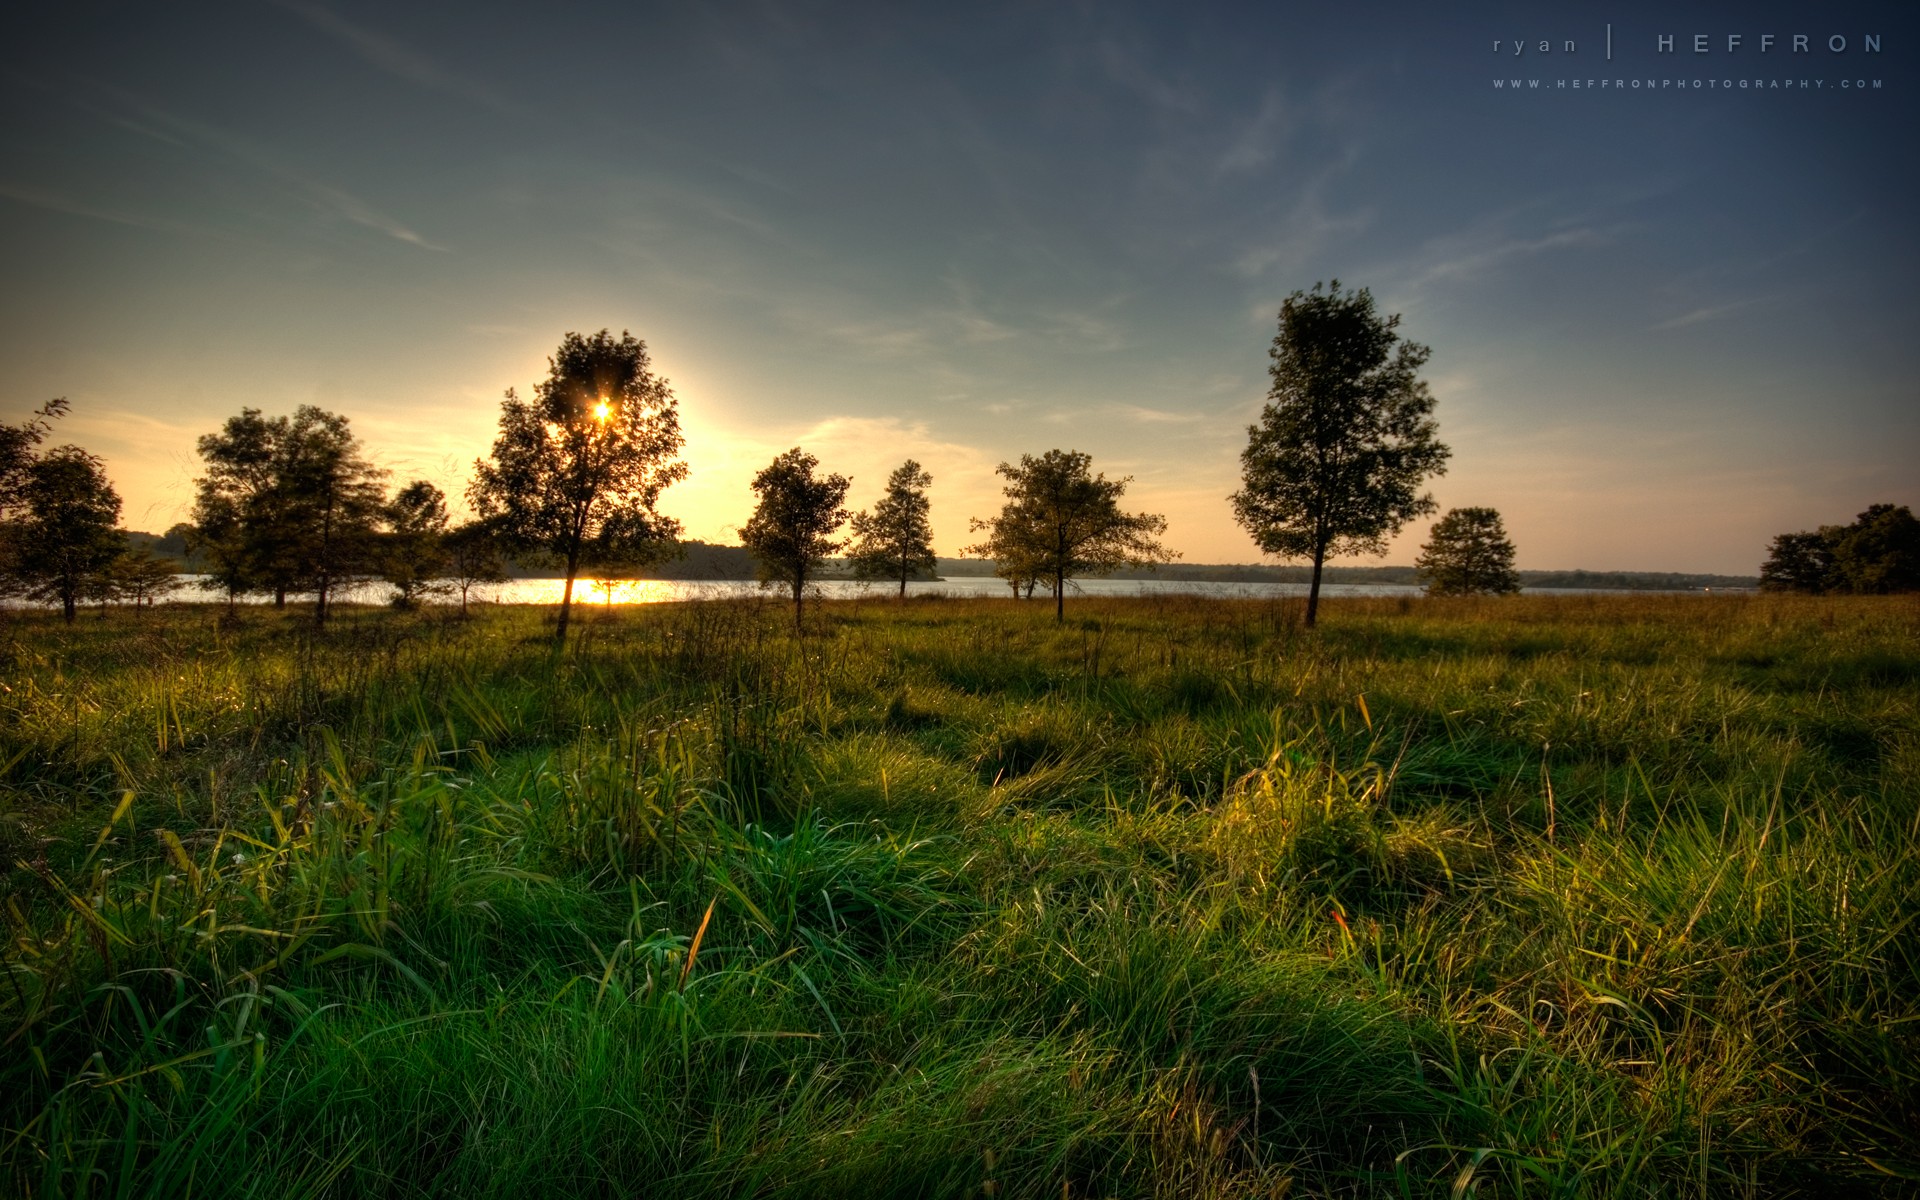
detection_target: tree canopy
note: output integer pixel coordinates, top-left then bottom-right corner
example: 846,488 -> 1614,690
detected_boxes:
383,480 -> 452,609
847,459 -> 936,597
1415,507 -> 1521,596
190,405 -> 387,620
1761,504 -> 1920,594
965,449 -> 1171,621
740,447 -> 850,628
1231,281 -> 1449,626
5,445 -> 123,622
470,329 -> 687,640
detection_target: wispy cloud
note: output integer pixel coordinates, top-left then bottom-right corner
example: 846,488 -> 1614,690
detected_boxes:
1405,226 -> 1607,291
269,0 -> 516,116
123,102 -> 449,251
1095,36 -> 1200,114
0,182 -> 199,237
1218,89 -> 1290,174
1653,296 -> 1769,332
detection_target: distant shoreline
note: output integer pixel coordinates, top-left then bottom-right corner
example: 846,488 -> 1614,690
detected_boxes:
123,531 -> 1760,592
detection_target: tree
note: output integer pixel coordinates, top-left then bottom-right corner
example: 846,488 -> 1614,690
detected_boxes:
443,519 -> 510,618
1829,503 -> 1920,594
383,480 -> 452,608
5,446 -> 123,622
0,398 -> 70,579
279,407 -> 387,624
470,329 -> 687,641
1761,504 -> 1920,594
847,460 -> 936,598
1758,530 -> 1838,594
190,406 -> 388,621
1231,281 -> 1450,627
964,449 -> 1172,622
191,408 -> 299,608
1415,507 -> 1521,596
0,397 -> 68,517
739,447 -> 850,629
99,545 -> 182,611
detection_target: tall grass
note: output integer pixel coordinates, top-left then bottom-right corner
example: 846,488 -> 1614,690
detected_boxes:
2,592 -> 1915,1196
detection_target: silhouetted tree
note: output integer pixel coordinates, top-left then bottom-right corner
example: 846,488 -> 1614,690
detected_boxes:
1415,507 -> 1521,596
1830,504 -> 1920,594
99,545 -> 182,611
470,329 -> 686,641
5,446 -> 122,622
1231,281 -> 1450,627
965,449 -> 1171,622
848,460 -> 936,597
280,408 -> 387,624
383,480 -> 451,608
740,447 -> 850,629
1758,530 -> 1838,594
192,409 -> 298,607
191,406 -> 387,620
0,397 -> 67,517
443,519 -> 509,617
1762,504 -> 1920,594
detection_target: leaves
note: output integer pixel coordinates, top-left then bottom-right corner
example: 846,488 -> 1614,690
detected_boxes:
469,329 -> 687,634
1416,507 -> 1521,596
847,460 -> 936,595
1230,281 -> 1450,619
964,449 -> 1172,618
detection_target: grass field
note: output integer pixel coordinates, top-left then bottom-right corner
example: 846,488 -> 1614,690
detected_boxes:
2,592 -> 1915,1197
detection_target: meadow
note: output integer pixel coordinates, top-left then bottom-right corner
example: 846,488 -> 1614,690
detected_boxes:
1,592 -> 1914,1198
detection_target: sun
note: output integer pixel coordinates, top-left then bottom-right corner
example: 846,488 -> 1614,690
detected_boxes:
593,398 -> 612,423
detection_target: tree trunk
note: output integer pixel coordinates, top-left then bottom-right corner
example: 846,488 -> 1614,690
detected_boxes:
274,588 -> 286,608
557,568 -> 577,642
1054,571 -> 1065,622
792,570 -> 805,632
62,592 -> 76,623
1305,544 -> 1326,628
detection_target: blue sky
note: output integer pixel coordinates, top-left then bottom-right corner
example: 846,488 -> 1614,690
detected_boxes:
2,0 -> 1914,572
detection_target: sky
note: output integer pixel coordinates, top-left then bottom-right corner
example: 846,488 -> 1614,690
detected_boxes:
1,0 -> 1915,574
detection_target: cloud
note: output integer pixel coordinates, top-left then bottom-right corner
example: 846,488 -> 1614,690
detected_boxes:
1218,89 -> 1290,174
270,0 -> 516,116
1404,226 -> 1607,291
0,182 -> 199,237
123,103 -> 449,251
1652,296 -> 1769,331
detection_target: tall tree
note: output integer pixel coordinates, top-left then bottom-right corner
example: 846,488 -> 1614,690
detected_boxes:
1415,507 -> 1521,596
5,446 -> 123,622
1231,281 -> 1450,627
192,408 -> 297,607
964,449 -> 1171,622
739,447 -> 850,629
847,459 -> 936,598
279,407 -> 387,624
190,406 -> 386,618
470,329 -> 687,641
382,480 -> 452,608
